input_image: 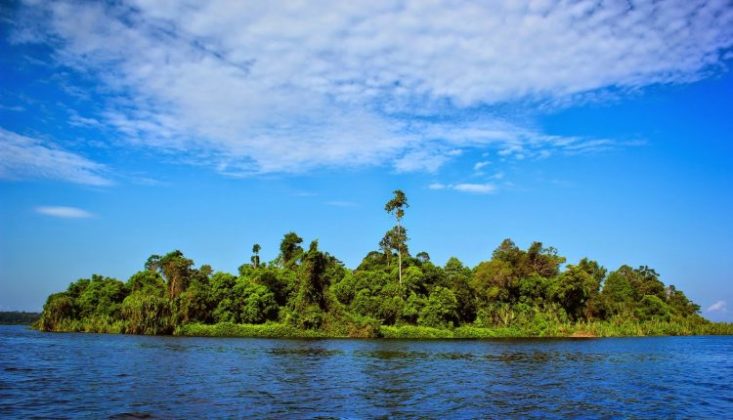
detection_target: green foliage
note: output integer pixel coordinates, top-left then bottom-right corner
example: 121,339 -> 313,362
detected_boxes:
418,286 -> 458,328
635,295 -> 671,321
158,250 -> 194,299
666,285 -> 700,316
289,304 -> 325,330
74,275 -> 127,318
380,325 -> 453,339
292,240 -> 331,313
0,311 -> 40,325
550,264 -> 596,320
252,267 -> 294,305
38,292 -> 76,331
175,282 -> 211,324
235,282 -> 278,324
127,270 -> 166,295
279,232 -> 304,269
122,291 -> 172,335
177,322 -> 329,338
36,192 -> 727,339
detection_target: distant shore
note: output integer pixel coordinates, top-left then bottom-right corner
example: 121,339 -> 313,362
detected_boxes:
0,311 -> 40,325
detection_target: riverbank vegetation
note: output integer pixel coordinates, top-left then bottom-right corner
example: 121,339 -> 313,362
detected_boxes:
37,190 -> 733,338
0,311 -> 40,325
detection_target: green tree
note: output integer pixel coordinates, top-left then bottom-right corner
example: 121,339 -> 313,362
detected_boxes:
666,285 -> 700,316
379,226 -> 409,271
600,266 -> 636,317
127,270 -> 166,294
38,292 -> 76,331
385,189 -> 409,285
210,272 -> 237,322
279,232 -> 304,269
152,251 -> 194,299
292,240 -> 331,316
418,286 -> 458,328
252,267 -> 295,306
233,281 -> 278,323
550,264 -> 596,320
576,258 -> 606,318
631,266 -> 666,300
75,275 -> 128,319
636,295 -> 671,321
251,243 -> 261,269
122,292 -> 171,334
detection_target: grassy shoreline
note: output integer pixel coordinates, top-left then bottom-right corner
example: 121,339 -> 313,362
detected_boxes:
165,320 -> 733,339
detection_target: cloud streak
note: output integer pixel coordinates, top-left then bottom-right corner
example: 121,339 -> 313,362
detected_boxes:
8,0 -> 733,174
35,206 -> 94,219
429,182 -> 497,194
0,128 -> 111,186
707,300 -> 727,313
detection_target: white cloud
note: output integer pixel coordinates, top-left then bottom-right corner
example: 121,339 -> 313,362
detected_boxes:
393,147 -> 456,173
474,161 -> 490,171
0,128 -> 111,186
9,0 -> 733,174
325,200 -> 357,207
453,183 -> 497,194
35,206 -> 94,218
707,300 -> 727,313
429,182 -> 497,194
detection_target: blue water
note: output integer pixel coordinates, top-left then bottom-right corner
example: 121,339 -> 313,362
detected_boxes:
1,325 -> 731,418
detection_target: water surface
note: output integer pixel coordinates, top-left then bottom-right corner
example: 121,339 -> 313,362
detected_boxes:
1,325 -> 731,418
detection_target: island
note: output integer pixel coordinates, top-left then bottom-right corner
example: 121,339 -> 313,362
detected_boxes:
37,191 -> 732,338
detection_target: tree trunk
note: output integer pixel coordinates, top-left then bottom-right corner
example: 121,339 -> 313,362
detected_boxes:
397,220 -> 402,285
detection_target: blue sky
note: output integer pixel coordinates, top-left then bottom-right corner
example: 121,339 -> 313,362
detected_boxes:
1,0 -> 732,321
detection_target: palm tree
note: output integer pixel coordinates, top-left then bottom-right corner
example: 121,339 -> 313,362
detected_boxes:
251,243 -> 261,269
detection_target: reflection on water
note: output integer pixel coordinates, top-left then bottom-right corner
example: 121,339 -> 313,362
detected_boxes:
0,325 -> 731,417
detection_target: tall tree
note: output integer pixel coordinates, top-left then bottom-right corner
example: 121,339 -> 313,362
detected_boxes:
251,243 -> 261,269
379,226 -> 409,268
385,189 -> 409,285
296,240 -> 329,311
158,250 -> 194,299
279,232 -> 304,269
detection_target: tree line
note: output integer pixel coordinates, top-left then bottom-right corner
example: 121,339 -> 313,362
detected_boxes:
38,190 -> 710,337
0,311 -> 40,325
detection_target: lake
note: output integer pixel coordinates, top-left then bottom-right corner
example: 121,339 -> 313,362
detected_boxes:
1,325 -> 731,418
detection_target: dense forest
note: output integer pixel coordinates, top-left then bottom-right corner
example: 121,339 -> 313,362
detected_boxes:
38,191 -> 731,338
0,311 -> 40,325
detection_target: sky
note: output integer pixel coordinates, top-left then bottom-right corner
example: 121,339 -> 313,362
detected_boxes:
0,0 -> 732,321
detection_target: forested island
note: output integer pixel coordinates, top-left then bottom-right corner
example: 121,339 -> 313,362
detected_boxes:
37,191 -> 732,338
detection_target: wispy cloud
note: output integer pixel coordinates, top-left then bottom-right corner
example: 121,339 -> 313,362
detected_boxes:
428,182 -> 497,194
0,104 -> 25,112
453,183 -> 497,194
293,191 -> 318,197
707,300 -> 727,313
35,206 -> 94,218
8,0 -> 733,174
0,128 -> 111,186
473,161 -> 490,171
